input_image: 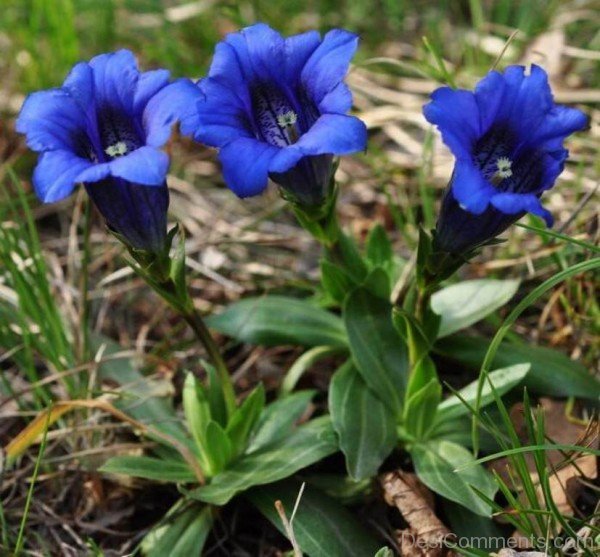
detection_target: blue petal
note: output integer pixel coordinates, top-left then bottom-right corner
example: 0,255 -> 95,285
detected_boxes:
283,30 -> 321,84
496,65 -> 554,144
473,70 -> 506,132
273,114 -> 366,174
32,150 -> 93,202
209,39 -> 252,91
535,148 -> 568,194
134,68 -> 170,115
88,49 -> 139,114
301,29 -> 358,106
194,77 -> 253,147
63,61 -> 94,110
219,138 -> 279,197
318,81 -> 353,114
16,89 -> 87,152
490,193 -> 553,226
268,147 -> 305,174
143,78 -> 202,146
474,65 -> 553,135
533,104 -> 588,147
239,23 -> 286,84
450,159 -> 496,214
76,162 -> 112,184
107,146 -> 169,185
423,87 -> 480,159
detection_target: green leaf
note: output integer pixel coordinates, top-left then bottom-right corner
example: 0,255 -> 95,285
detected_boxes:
280,346 -> 344,396
374,549 -> 394,557
248,390 -> 316,453
100,455 -> 196,483
361,266 -> 391,300
403,377 -> 442,441
331,232 -> 369,282
206,296 -> 347,348
302,473 -> 372,503
410,440 -> 496,516
321,260 -> 355,304
169,224 -> 189,302
141,501 -> 212,557
405,356 -> 438,401
437,363 -> 530,421
182,372 -> 213,473
226,383 -> 265,456
189,416 -> 338,506
344,283 -> 408,413
205,420 -> 233,475
431,279 -> 520,338
247,480 -> 381,557
202,360 -> 227,427
366,224 -> 393,267
435,335 -> 600,400
393,307 -> 433,365
329,362 -> 397,480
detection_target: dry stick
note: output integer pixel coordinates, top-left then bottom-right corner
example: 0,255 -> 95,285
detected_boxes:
557,181 -> 599,234
491,29 -> 521,71
380,471 -> 455,557
275,482 -> 306,557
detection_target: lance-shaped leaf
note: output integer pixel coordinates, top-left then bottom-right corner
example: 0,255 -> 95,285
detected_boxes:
207,296 -> 347,348
410,439 -> 497,516
330,362 -> 397,480
344,277 -> 408,413
431,279 -> 520,338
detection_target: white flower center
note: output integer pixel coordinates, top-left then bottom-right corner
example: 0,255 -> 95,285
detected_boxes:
105,141 -> 128,158
277,110 -> 298,128
495,157 -> 513,179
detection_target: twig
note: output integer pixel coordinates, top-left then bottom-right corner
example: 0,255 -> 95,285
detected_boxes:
275,482 -> 306,557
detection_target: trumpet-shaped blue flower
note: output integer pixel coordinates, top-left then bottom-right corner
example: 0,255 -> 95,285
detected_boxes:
424,64 -> 587,254
17,50 -> 199,253
192,23 -> 368,206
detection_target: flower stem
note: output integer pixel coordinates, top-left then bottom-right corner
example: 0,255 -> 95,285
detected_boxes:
124,227 -> 237,420
180,304 -> 236,418
414,286 -> 430,324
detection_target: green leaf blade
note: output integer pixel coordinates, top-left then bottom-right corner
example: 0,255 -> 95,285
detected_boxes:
100,455 -> 196,483
431,279 -> 520,338
207,296 -> 347,348
329,362 -> 397,480
344,284 -> 408,413
411,440 -> 497,516
435,335 -> 600,400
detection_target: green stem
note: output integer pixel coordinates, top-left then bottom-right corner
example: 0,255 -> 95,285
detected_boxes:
125,232 -> 237,420
181,304 -> 236,418
414,286 -> 431,324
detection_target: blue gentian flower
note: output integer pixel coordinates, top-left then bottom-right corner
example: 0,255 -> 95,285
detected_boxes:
423,64 -> 587,254
16,50 -> 199,253
192,23 -> 368,206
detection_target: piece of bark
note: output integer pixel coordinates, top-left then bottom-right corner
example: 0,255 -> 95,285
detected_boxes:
380,471 -> 456,557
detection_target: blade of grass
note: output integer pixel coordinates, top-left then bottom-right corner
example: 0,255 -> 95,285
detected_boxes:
13,405 -> 52,556
472,257 -> 600,453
